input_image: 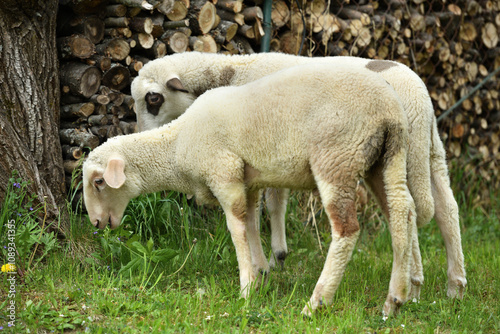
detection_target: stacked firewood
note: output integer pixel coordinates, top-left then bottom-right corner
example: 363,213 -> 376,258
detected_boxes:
57,0 -> 277,204
269,0 -> 499,187
57,0 -> 499,200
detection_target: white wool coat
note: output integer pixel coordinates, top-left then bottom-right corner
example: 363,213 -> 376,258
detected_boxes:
84,63 -> 415,316
131,52 -> 434,226
131,52 -> 465,300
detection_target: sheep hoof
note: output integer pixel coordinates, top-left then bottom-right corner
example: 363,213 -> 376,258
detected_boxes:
409,284 -> 421,301
269,251 -> 287,270
410,277 -> 423,300
301,295 -> 327,317
447,277 -> 467,299
301,304 -> 314,318
257,269 -> 270,287
276,251 -> 287,268
269,256 -> 276,269
383,295 -> 403,317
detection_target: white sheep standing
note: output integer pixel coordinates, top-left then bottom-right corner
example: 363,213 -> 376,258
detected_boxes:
83,64 -> 415,316
131,52 -> 466,299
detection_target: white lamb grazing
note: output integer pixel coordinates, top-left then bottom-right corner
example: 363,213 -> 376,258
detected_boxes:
131,52 -> 466,299
84,64 -> 415,316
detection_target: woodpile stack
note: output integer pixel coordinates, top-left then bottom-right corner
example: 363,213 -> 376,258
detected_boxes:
269,0 -> 499,188
57,0 -> 499,202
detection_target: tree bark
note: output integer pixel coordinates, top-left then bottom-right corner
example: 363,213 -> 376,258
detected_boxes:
0,0 -> 65,220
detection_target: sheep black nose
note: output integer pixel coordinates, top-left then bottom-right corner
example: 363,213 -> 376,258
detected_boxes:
93,219 -> 100,228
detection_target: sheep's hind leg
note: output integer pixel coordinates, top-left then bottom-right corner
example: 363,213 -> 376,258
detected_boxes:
364,162 -> 424,301
409,227 -> 423,300
376,150 -> 415,317
265,188 -> 289,269
246,189 -> 270,283
429,121 -> 466,298
302,178 -> 360,316
431,161 -> 466,298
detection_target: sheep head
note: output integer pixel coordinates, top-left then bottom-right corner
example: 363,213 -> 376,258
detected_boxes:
82,154 -> 138,230
131,74 -> 195,132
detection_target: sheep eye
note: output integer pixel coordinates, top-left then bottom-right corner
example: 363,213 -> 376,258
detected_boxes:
94,179 -> 104,188
146,92 -> 164,106
145,92 -> 164,116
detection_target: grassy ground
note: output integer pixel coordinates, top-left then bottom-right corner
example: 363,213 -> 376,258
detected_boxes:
0,165 -> 499,333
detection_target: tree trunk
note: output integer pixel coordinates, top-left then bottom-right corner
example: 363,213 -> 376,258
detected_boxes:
0,0 -> 65,221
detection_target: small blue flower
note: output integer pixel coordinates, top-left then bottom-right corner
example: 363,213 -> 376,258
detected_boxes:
93,231 -> 98,235
13,182 -> 21,188
17,213 -> 22,217
29,207 -> 33,211
3,246 -> 6,249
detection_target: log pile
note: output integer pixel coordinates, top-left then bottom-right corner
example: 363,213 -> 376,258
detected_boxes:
56,0 -> 270,203
57,0 -> 499,203
268,0 -> 499,191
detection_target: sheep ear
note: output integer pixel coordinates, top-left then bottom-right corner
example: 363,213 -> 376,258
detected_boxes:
103,157 -> 126,189
166,77 -> 188,93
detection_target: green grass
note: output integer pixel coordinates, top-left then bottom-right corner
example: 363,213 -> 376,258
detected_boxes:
0,168 -> 499,333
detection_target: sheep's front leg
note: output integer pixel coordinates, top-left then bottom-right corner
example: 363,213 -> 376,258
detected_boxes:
246,189 -> 270,278
215,183 -> 256,298
302,180 -> 360,316
265,188 -> 289,269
